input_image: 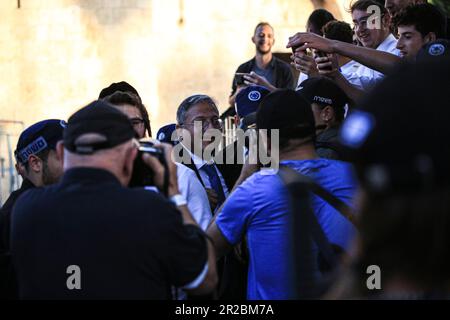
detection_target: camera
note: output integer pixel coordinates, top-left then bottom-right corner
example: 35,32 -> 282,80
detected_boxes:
129,140 -> 167,191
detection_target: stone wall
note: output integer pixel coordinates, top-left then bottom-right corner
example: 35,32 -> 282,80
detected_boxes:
0,0 -> 351,202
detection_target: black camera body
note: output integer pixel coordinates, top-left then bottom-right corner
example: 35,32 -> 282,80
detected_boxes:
129,140 -> 166,188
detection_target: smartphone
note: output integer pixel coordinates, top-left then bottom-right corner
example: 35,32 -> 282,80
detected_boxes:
235,73 -> 248,86
291,45 -> 306,55
315,51 -> 333,71
315,50 -> 327,58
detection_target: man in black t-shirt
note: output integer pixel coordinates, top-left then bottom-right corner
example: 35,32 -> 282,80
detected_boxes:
10,101 -> 217,299
225,22 -> 294,117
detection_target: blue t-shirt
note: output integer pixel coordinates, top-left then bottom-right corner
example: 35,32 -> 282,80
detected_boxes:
216,159 -> 357,300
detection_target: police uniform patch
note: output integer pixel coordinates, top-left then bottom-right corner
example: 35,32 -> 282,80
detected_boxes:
428,44 -> 445,56
158,132 -> 165,141
248,91 -> 261,102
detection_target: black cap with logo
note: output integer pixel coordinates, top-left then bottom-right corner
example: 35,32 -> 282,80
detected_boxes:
297,76 -> 349,112
15,119 -> 66,164
257,89 -> 316,139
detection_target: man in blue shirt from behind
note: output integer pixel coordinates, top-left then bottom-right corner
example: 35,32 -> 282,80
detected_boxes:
207,89 -> 357,300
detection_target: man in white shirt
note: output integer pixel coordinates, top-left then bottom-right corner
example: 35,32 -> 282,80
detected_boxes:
347,0 -> 400,91
155,123 -> 213,230
102,89 -> 213,229
175,94 -> 242,213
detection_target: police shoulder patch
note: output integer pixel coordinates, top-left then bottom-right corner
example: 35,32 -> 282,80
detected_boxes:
428,44 -> 445,56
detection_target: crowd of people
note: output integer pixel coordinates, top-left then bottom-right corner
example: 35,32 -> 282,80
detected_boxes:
0,0 -> 450,300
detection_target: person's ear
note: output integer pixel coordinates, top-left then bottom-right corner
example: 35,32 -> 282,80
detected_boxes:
56,141 -> 64,163
424,32 -> 436,44
122,144 -> 138,186
382,13 -> 391,29
321,106 -> 334,123
252,35 -> 256,45
28,154 -> 42,173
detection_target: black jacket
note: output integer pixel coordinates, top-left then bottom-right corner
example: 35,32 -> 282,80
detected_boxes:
0,179 -> 35,299
10,168 -> 208,299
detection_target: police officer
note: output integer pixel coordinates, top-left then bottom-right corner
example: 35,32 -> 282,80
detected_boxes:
0,119 -> 65,299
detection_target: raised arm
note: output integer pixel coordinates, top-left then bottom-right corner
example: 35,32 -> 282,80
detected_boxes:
287,32 -> 401,75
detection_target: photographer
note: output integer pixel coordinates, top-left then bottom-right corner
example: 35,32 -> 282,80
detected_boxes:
10,101 -> 217,299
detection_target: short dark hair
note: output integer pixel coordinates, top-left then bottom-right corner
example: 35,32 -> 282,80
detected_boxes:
254,22 -> 273,35
394,3 -> 446,38
102,91 -> 152,137
322,20 -> 354,44
350,0 -> 387,15
307,9 -> 335,36
98,81 -> 140,100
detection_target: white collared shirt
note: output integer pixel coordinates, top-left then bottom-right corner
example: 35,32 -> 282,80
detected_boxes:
345,34 -> 400,91
176,163 -> 212,230
296,59 -> 363,89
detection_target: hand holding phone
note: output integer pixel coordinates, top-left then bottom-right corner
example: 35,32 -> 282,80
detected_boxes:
235,73 -> 248,86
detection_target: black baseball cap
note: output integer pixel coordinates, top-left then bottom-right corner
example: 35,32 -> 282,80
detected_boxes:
339,58 -> 450,194
15,119 -> 66,164
257,89 -> 316,138
98,81 -> 140,99
297,76 -> 349,111
64,100 -> 136,154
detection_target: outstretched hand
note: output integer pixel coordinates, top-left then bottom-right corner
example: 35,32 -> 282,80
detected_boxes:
244,72 -> 277,91
287,32 -> 336,54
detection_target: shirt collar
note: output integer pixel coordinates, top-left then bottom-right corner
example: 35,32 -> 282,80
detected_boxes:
252,56 -> 276,69
377,33 -> 397,51
269,56 -> 276,68
180,143 -> 215,170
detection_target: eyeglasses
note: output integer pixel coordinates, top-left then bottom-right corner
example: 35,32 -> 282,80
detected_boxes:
130,117 -> 145,127
182,118 -> 223,131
